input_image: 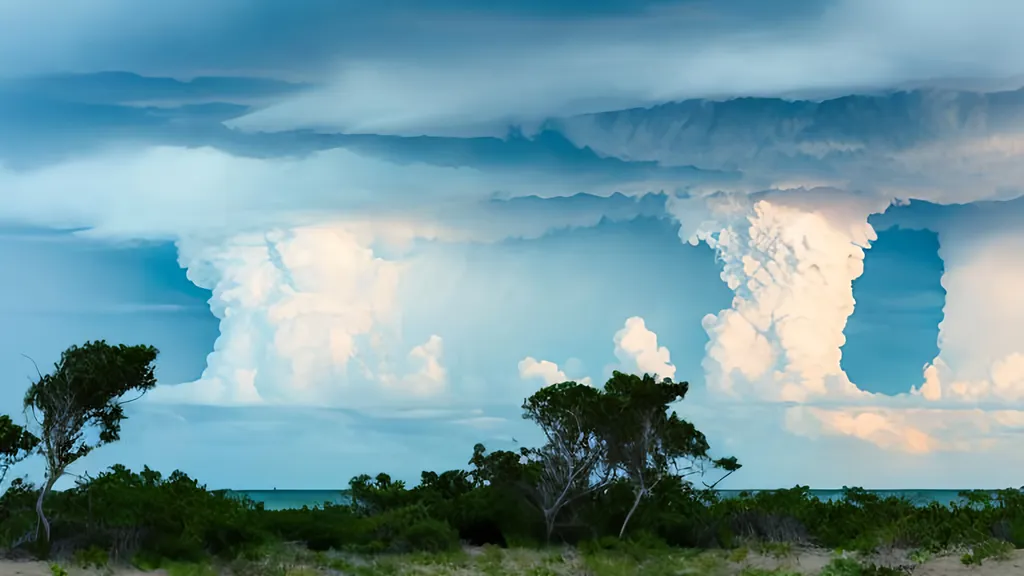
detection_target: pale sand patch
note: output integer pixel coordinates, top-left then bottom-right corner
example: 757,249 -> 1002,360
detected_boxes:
0,548 -> 1022,575
0,562 -> 166,576
735,548 -> 1024,576
915,550 -> 1024,576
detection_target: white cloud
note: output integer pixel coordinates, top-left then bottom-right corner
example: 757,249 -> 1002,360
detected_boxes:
146,225 -> 404,406
668,190 -> 887,402
612,316 -> 676,380
908,209 -> 1024,404
397,335 -> 448,396
785,405 -> 1024,455
517,357 -> 591,387
519,317 -> 677,388
668,190 -> 1024,455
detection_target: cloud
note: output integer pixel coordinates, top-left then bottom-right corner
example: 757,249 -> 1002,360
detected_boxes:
902,202 -> 1024,404
0,145 -> 698,243
784,406 -> 940,455
784,405 -> 1024,455
0,142 -> 696,411
396,335 -> 448,396
519,316 -> 675,388
229,0 -> 1024,136
518,357 -> 571,387
667,189 -> 888,402
145,225 -> 402,406
518,357 -> 592,387
612,316 -> 676,380
667,191 -> 1024,455
8,0 -> 1024,468
551,89 -> 1024,204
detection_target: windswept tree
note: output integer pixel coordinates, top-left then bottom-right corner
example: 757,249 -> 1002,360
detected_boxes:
23,340 -> 159,543
0,414 -> 39,487
522,381 -> 612,542
602,371 -> 740,538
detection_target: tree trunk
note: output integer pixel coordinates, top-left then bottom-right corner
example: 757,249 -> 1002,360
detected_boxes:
618,487 -> 646,539
35,476 -> 57,543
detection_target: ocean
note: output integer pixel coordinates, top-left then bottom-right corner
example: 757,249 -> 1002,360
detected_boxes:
228,488 -> 991,511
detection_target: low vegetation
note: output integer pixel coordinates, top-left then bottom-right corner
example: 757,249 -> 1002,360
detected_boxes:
1,341 -> 1022,575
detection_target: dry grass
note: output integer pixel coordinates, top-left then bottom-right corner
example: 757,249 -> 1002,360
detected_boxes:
7,544 -> 1024,576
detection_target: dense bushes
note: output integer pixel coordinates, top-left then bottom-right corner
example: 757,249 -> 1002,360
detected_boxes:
5,459 -> 1024,567
696,485 -> 1024,559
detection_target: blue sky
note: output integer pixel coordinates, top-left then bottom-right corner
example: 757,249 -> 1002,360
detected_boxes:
3,0 -> 1024,491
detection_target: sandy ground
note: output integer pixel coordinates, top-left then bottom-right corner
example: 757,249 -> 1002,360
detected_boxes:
1,548 -> 1023,575
741,547 -> 1024,575
0,561 -> 159,573
0,563 -> 164,576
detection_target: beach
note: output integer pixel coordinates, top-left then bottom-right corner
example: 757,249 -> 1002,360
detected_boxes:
1,546 -> 1022,575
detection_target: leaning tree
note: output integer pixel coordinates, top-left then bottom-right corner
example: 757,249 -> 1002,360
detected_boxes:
23,340 -> 159,543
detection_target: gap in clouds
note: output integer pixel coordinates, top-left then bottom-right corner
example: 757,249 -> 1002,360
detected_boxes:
0,228 -> 217,412
842,226 -> 945,395
398,216 -> 733,407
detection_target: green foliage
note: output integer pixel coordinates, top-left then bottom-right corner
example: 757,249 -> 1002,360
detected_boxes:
599,372 -> 740,538
24,341 -> 158,462
73,544 -> 108,568
0,414 -> 38,485
821,558 -> 865,576
519,372 -> 738,542
22,340 -> 160,543
960,537 -> 1015,565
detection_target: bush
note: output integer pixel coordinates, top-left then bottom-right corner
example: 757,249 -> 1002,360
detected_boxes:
7,455 -> 1024,567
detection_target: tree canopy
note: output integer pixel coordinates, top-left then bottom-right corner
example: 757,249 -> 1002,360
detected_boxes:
22,340 -> 159,543
521,371 -> 740,540
0,415 -> 38,487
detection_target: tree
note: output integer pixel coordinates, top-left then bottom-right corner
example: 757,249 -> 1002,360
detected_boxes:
0,414 -> 39,488
521,381 -> 612,542
601,371 -> 740,539
23,340 -> 159,543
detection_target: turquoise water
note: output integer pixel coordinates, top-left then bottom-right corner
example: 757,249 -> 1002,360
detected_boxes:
229,490 -> 352,510
717,489 -> 980,508
229,488 -> 997,511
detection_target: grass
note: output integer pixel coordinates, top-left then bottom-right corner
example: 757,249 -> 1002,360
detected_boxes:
959,538 -> 1015,566
37,541 -> 1022,576
64,546 -> 740,576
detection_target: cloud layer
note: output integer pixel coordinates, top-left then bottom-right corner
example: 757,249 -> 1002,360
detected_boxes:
6,0 -> 1024,488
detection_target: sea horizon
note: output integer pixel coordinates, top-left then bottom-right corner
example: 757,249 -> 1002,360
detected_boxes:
224,487 -> 1022,511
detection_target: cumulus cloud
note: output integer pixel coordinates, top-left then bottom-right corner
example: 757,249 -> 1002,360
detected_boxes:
146,225 -> 403,406
669,191 -> 1024,454
668,189 -> 888,402
519,316 -> 676,388
902,203 -> 1024,404
398,335 -> 448,396
518,357 -> 591,387
612,316 -> 676,380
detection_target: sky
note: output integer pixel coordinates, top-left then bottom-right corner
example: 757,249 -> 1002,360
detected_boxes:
2,0 -> 1024,491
